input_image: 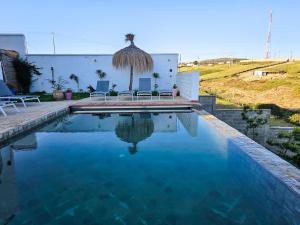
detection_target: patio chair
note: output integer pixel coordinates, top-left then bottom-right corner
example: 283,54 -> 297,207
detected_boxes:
90,81 -> 110,101
0,80 -> 40,107
118,90 -> 134,101
0,100 -> 20,116
158,89 -> 174,100
137,78 -> 152,100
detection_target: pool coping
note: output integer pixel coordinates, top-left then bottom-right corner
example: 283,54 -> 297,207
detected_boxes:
193,109 -> 300,196
0,107 -> 70,144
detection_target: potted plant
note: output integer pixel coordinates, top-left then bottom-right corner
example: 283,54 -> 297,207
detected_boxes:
49,76 -> 68,101
87,85 -> 95,93
69,74 -> 79,92
65,88 -> 72,100
109,83 -> 118,96
96,69 -> 106,80
152,72 -> 160,91
172,84 -> 178,97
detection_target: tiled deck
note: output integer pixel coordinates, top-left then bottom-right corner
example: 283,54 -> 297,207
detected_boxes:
0,97 -> 195,143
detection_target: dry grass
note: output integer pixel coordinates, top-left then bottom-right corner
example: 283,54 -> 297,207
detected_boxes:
187,61 -> 300,110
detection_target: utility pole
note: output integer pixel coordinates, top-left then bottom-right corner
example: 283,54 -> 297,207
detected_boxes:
265,11 -> 272,59
51,32 -> 56,54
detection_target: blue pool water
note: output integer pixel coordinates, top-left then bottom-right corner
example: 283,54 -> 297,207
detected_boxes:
0,112 -> 299,225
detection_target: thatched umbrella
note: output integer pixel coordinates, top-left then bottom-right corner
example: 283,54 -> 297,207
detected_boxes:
112,34 -> 153,91
115,115 -> 154,154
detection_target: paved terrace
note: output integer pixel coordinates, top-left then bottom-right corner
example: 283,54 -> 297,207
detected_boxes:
0,97 -> 196,143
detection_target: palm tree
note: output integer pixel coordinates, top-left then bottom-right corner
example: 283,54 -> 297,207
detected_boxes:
112,34 -> 153,91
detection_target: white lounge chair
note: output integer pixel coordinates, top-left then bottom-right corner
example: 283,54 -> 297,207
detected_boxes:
118,90 -> 134,101
0,80 -> 40,107
0,101 -> 20,116
90,81 -> 110,101
158,90 -> 174,100
137,78 -> 152,100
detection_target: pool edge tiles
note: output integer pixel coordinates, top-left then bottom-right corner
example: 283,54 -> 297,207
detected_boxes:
0,107 -> 69,144
193,109 -> 300,196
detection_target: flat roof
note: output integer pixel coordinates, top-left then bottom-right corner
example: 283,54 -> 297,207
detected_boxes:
0,34 -> 25,37
27,53 -> 178,56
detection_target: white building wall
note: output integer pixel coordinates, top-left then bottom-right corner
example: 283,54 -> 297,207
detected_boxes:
27,54 -> 178,93
176,72 -> 199,101
0,34 -> 26,56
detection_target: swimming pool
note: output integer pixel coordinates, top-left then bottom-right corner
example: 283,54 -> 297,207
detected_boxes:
0,112 -> 299,225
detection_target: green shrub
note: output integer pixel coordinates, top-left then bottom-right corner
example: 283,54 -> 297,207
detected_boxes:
255,103 -> 290,118
292,127 -> 300,141
278,131 -> 292,139
12,57 -> 41,93
288,114 -> 300,126
281,142 -> 300,152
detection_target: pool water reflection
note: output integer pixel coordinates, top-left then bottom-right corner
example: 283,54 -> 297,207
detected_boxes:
0,112 -> 299,225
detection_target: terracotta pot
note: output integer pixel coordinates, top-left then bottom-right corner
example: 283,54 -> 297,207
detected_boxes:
172,88 -> 177,97
65,92 -> 72,100
53,90 -> 64,101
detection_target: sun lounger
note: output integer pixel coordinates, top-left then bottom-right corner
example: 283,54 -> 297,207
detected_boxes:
0,80 -> 40,107
0,100 -> 20,116
90,81 -> 110,101
137,78 -> 152,100
118,90 -> 134,101
158,90 -> 174,100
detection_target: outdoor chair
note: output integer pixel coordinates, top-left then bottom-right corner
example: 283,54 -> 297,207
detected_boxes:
0,100 -> 20,116
90,81 -> 110,101
0,80 -> 40,107
137,78 -> 152,100
158,90 -> 174,100
118,90 -> 134,101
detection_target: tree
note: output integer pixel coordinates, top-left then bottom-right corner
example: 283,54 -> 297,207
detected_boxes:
12,57 -> 41,93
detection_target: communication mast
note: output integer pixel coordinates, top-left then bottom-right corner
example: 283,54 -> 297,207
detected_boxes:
265,11 -> 272,59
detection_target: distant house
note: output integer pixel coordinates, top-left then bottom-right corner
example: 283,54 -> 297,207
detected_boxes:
254,70 -> 268,76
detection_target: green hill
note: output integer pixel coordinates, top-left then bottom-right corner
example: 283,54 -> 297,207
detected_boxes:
179,60 -> 300,110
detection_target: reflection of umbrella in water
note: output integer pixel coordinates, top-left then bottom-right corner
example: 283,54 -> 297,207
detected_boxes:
115,116 -> 154,154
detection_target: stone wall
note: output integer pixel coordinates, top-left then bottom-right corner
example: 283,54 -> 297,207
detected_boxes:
268,126 -> 294,140
0,50 -> 19,91
214,109 -> 271,143
198,95 -> 216,113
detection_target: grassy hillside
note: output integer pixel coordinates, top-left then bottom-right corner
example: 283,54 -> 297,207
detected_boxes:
180,61 -> 300,110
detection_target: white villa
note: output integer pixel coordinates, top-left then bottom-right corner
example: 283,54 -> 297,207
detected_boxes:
0,34 -> 199,100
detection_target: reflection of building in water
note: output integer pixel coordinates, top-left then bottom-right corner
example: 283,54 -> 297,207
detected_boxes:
41,113 -> 178,133
0,147 -> 18,224
10,133 -> 37,151
177,113 -> 198,137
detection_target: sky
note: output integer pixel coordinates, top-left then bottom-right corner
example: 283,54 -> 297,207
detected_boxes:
1,0 -> 299,61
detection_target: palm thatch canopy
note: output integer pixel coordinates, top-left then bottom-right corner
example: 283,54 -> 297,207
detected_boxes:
112,34 -> 153,90
115,115 -> 154,154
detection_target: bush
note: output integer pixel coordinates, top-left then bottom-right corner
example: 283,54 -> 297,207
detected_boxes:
278,132 -> 292,139
281,142 -> 300,152
292,127 -> 300,141
12,57 -> 41,93
288,113 -> 300,126
255,103 -> 290,118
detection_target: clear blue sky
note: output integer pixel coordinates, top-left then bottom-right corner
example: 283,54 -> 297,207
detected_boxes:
1,0 -> 299,61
